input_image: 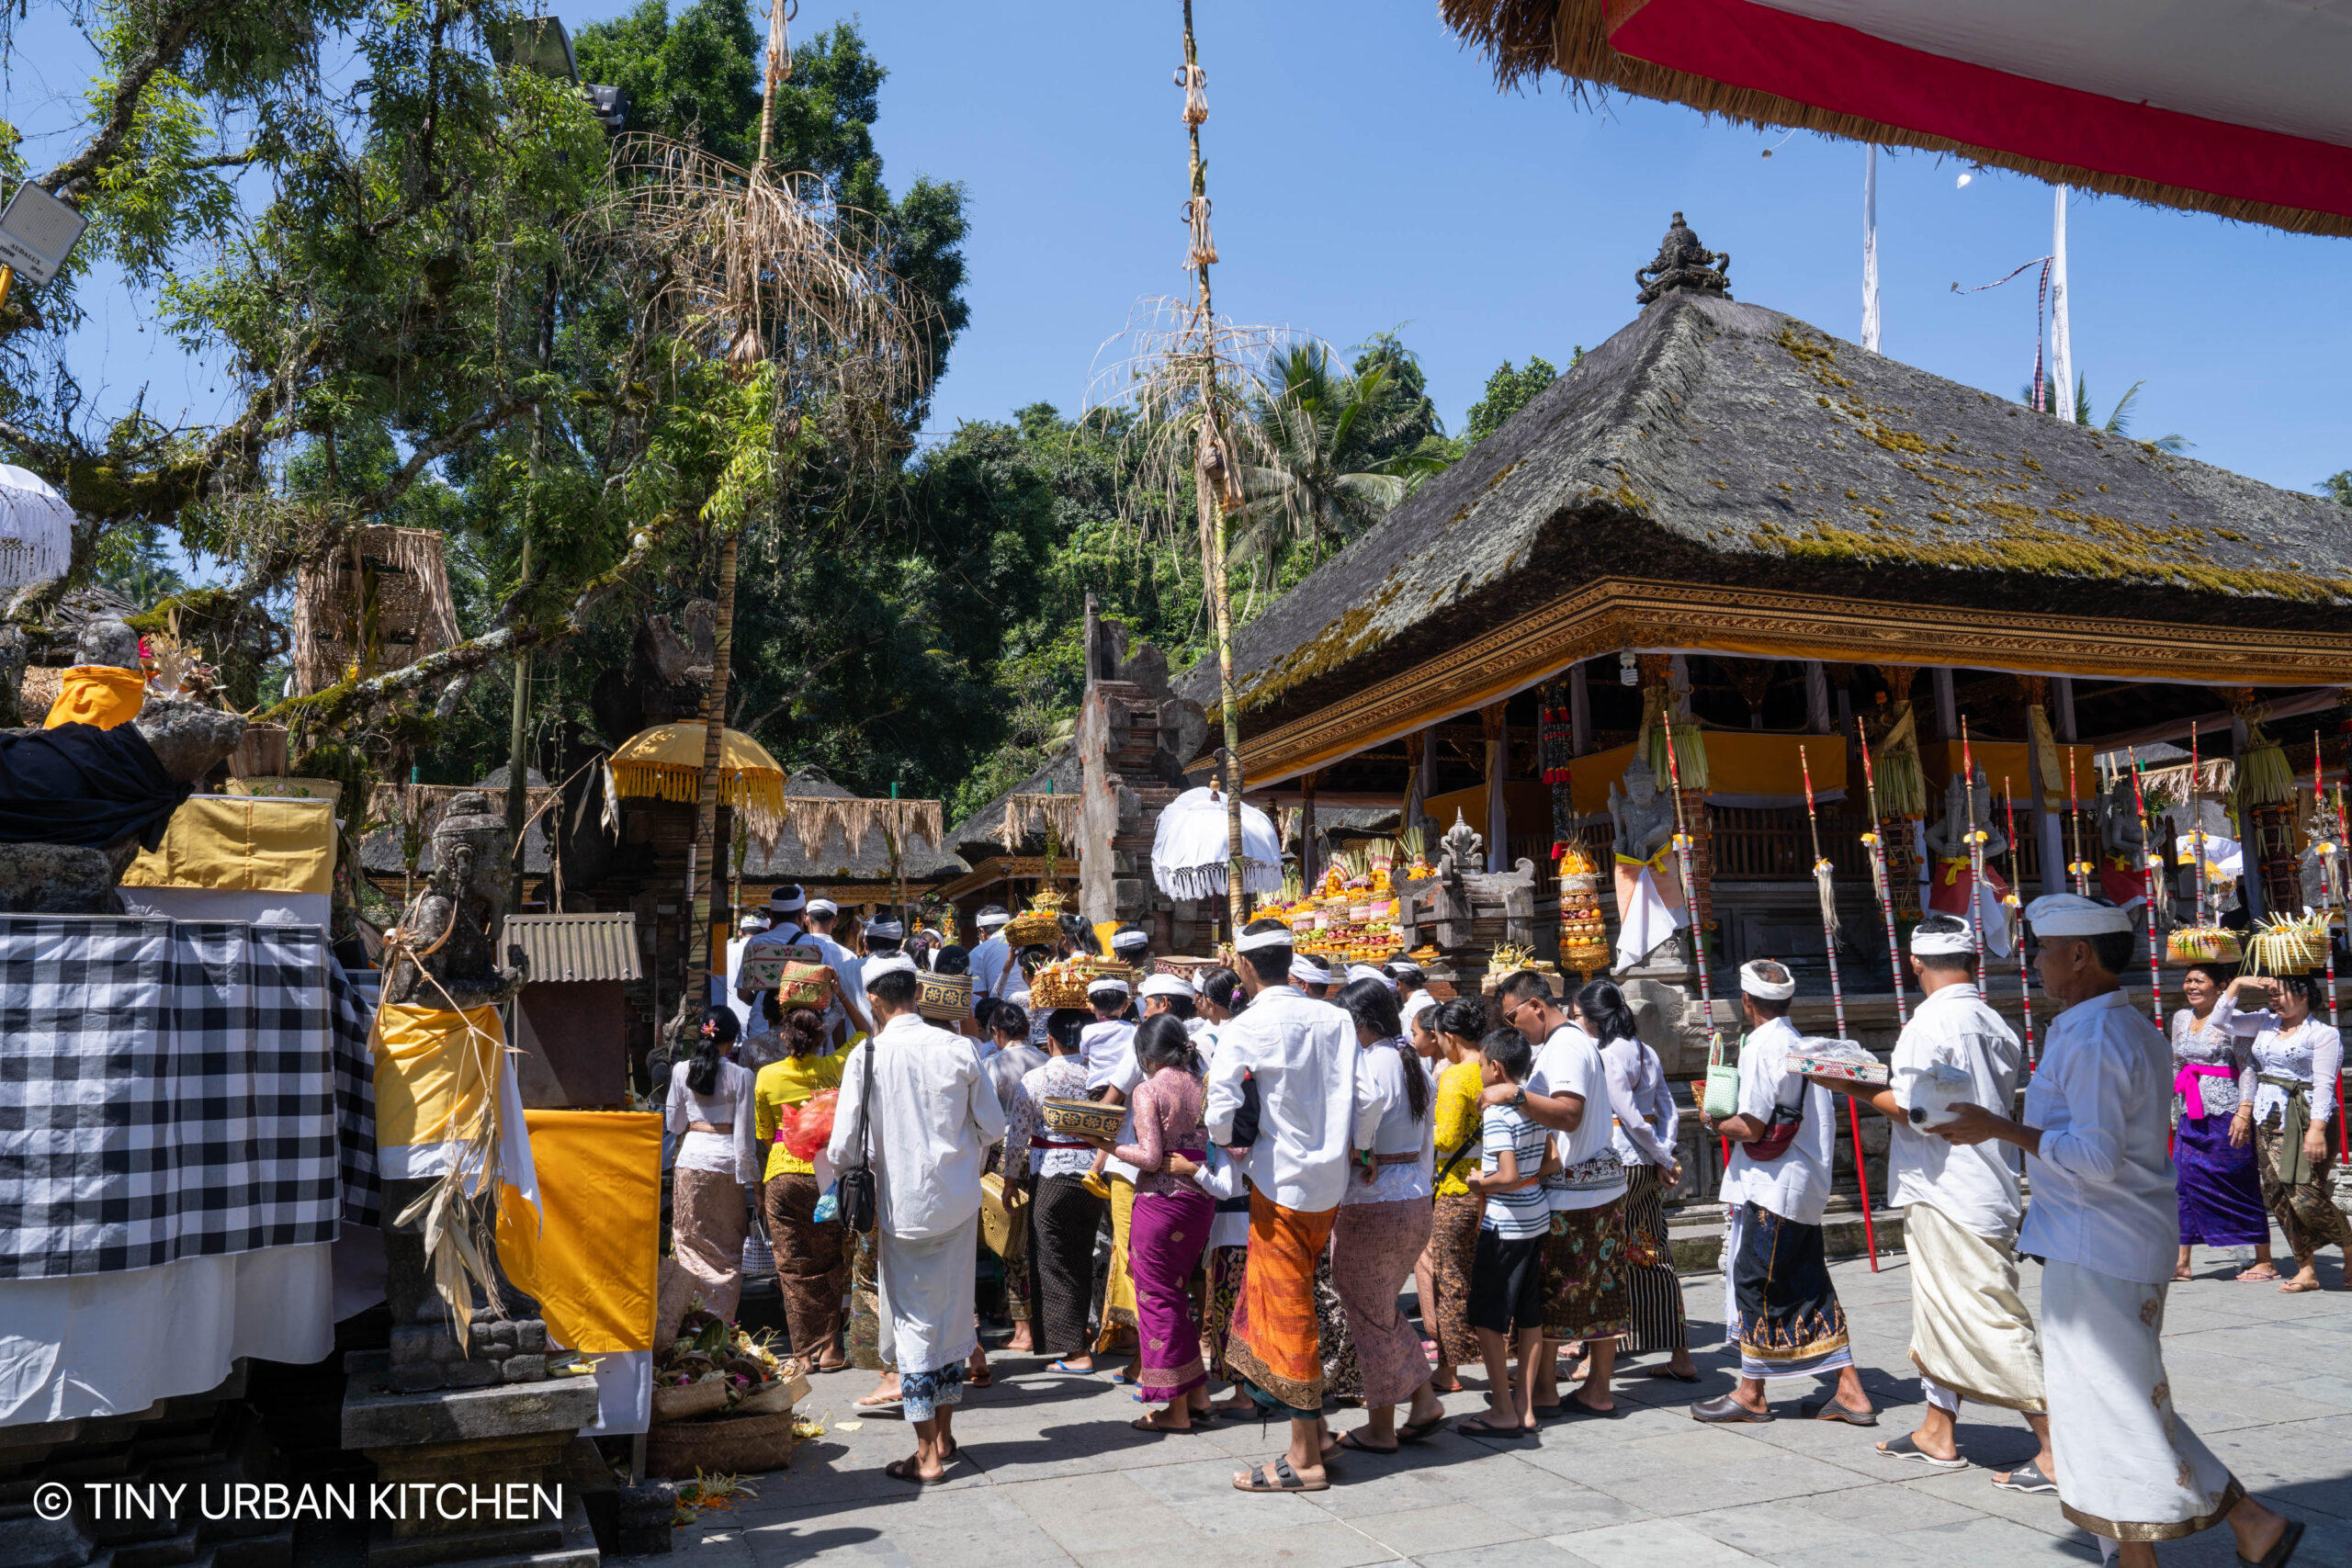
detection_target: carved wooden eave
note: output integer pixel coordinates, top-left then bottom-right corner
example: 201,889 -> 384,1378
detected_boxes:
1198,574 -> 2352,788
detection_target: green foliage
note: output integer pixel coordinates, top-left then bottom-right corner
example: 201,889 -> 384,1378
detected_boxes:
2323,471 -> 2352,507
1464,353 -> 1568,448
2018,374 -> 2192,453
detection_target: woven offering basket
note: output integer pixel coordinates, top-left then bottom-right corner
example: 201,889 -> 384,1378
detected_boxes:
645,1408 -> 797,1479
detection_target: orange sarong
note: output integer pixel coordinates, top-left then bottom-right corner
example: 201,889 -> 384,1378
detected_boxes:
1223,1188 -> 1338,1416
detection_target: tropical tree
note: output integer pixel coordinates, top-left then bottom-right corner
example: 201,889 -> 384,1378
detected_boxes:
1463,353 -> 1569,447
2021,375 -> 2192,452
1229,343 -> 1449,578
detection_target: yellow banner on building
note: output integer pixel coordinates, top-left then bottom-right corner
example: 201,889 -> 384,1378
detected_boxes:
497,1111 -> 662,1354
119,796 -> 335,895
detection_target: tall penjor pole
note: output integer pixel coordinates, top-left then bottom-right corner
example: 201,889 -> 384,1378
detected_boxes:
1803,744 -> 1879,1271
1856,716 -> 1909,1026
2188,721 -> 2211,928
2128,752 -> 2165,1025
1961,716 -> 1988,971
2002,777 -> 2038,1064
1663,708 -> 1729,1175
2066,750 -> 2091,896
2323,734 -> 2346,1159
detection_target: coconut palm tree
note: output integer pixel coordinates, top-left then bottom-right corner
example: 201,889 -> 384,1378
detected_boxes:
2022,374 -> 2192,452
1228,344 -> 1451,579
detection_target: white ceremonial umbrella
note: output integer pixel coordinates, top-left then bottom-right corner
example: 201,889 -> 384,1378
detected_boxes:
0,464 -> 74,590
1150,785 -> 1283,901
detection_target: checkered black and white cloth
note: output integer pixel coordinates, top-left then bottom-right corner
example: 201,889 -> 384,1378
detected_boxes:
0,916 -> 379,1280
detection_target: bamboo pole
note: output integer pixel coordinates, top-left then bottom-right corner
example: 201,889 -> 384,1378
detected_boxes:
2002,777 -> 2037,1063
2127,752 -> 2165,1025
2066,750 -> 2090,896
1661,709 -> 1730,1171
1856,716 -> 1909,1026
2188,721 -> 2210,928
2324,736 -> 2347,1160
1803,744 -> 1878,1271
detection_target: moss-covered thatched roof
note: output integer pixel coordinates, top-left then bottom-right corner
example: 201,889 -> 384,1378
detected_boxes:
1178,291 -> 2351,749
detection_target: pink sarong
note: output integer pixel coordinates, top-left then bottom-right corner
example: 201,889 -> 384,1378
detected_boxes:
1129,1187 -> 1213,1401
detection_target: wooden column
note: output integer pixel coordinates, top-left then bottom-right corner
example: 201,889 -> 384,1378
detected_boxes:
2233,710 -> 2266,923
1300,771 -> 1319,888
1483,703 -> 1509,874
1933,668 -> 1959,742
1402,732 -> 1427,848
2021,675 -> 2065,896
1568,662 -> 1591,755
2053,676 -> 2078,742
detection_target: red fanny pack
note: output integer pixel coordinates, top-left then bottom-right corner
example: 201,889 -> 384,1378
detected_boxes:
1743,1093 -> 1806,1163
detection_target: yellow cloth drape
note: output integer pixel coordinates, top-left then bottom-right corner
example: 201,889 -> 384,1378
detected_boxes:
497,1111 -> 662,1354
371,1003 -> 505,1152
119,796 -> 336,895
1564,734 -> 1850,816
43,665 -> 146,729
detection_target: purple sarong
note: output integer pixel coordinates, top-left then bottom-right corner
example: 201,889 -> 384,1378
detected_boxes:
2177,1111 -> 2269,1247
1130,1187 -> 1214,1401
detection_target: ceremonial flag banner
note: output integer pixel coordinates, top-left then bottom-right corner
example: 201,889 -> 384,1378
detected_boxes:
498,1111 -> 662,1435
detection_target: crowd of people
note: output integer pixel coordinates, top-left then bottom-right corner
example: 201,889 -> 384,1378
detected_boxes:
652,884 -> 2334,1567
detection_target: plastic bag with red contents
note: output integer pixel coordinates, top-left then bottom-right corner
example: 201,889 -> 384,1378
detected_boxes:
777,1089 -> 840,1163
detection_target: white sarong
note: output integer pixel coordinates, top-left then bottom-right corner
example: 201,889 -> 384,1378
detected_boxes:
1905,1201 -> 2046,1414
2043,1258 -> 2241,1542
876,1213 -> 980,1378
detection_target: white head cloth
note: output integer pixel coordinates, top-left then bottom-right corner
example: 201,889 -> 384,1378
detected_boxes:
1138,973 -> 1191,1000
1401,990 -> 1438,1028
767,889 -> 806,913
865,919 -> 905,941
976,908 -> 1012,930
1289,954 -> 1334,987
1910,920 -> 1975,956
738,915 -> 768,932
863,953 -> 917,982
1345,963 -> 1393,991
2025,894 -> 2134,937
1086,976 -> 1132,999
805,897 -> 838,917
1738,960 -> 1797,1001
1235,925 -> 1295,953
1111,930 -> 1149,953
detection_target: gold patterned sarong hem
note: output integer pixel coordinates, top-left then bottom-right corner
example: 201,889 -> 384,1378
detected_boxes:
2062,1477 -> 2245,1543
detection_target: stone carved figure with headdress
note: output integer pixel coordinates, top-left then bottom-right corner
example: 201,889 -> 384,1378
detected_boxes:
1634,211 -> 1732,305
1922,769 -> 2007,867
1607,756 -> 1673,867
383,790 -> 528,1009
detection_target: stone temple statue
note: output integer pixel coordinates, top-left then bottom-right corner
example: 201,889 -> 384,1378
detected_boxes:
1608,755 -> 1674,866
383,790 -> 528,1010
1635,211 -> 1732,305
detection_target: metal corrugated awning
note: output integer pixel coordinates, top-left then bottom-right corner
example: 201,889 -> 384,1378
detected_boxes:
505,912 -> 643,984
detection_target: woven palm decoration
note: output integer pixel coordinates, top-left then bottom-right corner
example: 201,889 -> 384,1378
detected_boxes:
291,526 -> 461,695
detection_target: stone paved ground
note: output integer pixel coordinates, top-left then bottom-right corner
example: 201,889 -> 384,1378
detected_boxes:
630,1248 -> 2351,1568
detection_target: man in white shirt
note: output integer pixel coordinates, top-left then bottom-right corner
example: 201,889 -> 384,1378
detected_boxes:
1205,919 -> 1371,1496
967,905 -> 1014,1020
800,897 -> 874,1044
1812,914 -> 2051,1483
1693,959 -> 1875,1426
825,953 -> 1009,1485
1487,968 -> 1631,1418
1937,897 -> 2299,1568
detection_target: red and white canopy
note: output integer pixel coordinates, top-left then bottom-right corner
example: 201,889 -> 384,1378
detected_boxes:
1444,0 -> 2352,235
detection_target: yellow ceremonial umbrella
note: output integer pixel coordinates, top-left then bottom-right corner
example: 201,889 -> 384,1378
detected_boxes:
608,722 -> 786,816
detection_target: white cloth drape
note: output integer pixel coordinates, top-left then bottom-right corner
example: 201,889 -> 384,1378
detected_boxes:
1614,864 -> 1680,970
0,1244 -> 335,1426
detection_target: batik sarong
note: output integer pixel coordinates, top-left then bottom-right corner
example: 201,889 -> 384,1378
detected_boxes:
1540,1197 -> 1633,1343
1904,1201 -> 2045,1413
899,1361 -> 966,1423
1314,1245 -> 1362,1402
1620,1164 -> 1688,1353
1726,1200 -> 1851,1380
1426,1190 -> 1484,1368
1225,1190 -> 1338,1417
1092,1175 -> 1139,1351
1202,1243 -> 1248,1378
847,1229 -> 889,1372
763,1171 -> 844,1363
1330,1197 -> 1434,1408
1031,1172 -> 1107,1356
2258,1110 -> 2352,1264
2175,1111 -> 2270,1247
2042,1258 -> 2242,1541
1130,1187 -> 1213,1401
670,1167 -> 747,1324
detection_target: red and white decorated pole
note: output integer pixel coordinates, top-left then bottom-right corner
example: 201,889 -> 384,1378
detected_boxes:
2128,752 -> 2165,1026
2002,776 -> 2037,1063
2326,736 -> 2347,1161
1856,716 -> 1908,1027
1803,744 -> 1879,1270
1962,716 -> 1987,971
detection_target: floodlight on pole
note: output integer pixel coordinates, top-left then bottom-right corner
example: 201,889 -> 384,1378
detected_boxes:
0,181 -> 91,315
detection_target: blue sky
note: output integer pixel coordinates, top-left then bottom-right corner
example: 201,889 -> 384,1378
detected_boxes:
10,2 -> 2349,496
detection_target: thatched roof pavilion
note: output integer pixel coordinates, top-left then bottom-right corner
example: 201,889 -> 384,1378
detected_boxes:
1182,272 -> 2352,791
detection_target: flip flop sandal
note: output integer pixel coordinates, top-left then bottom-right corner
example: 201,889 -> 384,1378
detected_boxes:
1131,1416 -> 1199,1434
1233,1457 -> 1327,1494
1558,1398 -> 1623,1419
966,1371 -> 995,1389
2238,1518 -> 2305,1568
1214,1404 -> 1262,1421
1043,1359 -> 1096,1374
1454,1416 -> 1527,1439
1877,1433 -> 1967,1470
1335,1430 -> 1398,1455
1799,1398 -> 1879,1427
1430,1378 -> 1465,1393
885,1457 -> 952,1484
2236,1268 -> 2281,1281
1993,1460 -> 2059,1495
1530,1404 -> 1565,1420
1396,1416 -> 1447,1445
1644,1367 -> 1703,1384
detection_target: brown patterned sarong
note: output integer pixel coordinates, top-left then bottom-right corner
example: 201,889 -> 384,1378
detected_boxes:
1426,1190 -> 1484,1368
670,1166 -> 747,1324
2257,1116 -> 2352,1264
1202,1244 -> 1248,1377
846,1228 -> 891,1372
1330,1197 -> 1435,1408
1539,1196 -> 1634,1343
1226,1190 -> 1338,1417
763,1171 -> 844,1362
